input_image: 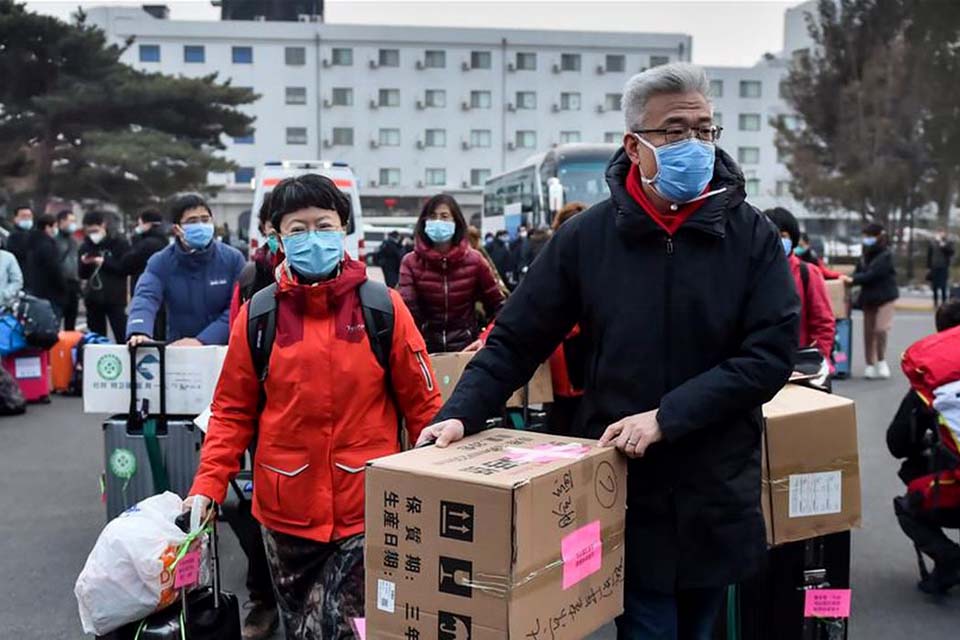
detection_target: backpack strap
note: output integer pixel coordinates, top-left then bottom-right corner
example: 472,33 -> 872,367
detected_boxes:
799,260 -> 810,300
237,261 -> 258,305
247,283 -> 278,385
358,279 -> 395,373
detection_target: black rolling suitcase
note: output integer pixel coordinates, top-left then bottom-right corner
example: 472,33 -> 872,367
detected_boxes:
99,509 -> 241,640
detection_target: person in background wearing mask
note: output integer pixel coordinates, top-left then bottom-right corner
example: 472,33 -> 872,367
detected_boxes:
184,173 -> 442,640
508,224 -> 530,287
127,195 -> 245,347
487,229 -> 513,286
122,209 -> 168,298
7,205 -> 34,275
374,230 -> 404,289
25,214 -> 68,320
55,210 -> 81,330
795,232 -> 843,280
229,194 -> 282,327
765,208 -> 836,366
419,63 -> 799,640
78,211 -> 131,341
846,223 -> 898,379
399,194 -> 505,353
928,228 -> 954,307
467,225 -> 510,299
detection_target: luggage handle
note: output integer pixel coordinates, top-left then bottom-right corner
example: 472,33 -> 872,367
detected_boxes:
175,502 -> 223,612
127,341 -> 167,422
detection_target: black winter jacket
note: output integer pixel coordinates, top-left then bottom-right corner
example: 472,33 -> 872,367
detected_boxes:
886,390 -> 955,484
853,246 -> 898,308
79,234 -> 131,307
121,226 -> 168,296
25,231 -> 68,308
436,147 -> 799,592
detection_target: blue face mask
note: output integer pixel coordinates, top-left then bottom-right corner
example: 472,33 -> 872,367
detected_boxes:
781,237 -> 793,256
183,222 -> 214,250
283,231 -> 344,278
635,134 -> 715,203
862,236 -> 878,247
266,235 -> 280,255
425,220 -> 456,243
793,245 -> 807,256
16,219 -> 33,231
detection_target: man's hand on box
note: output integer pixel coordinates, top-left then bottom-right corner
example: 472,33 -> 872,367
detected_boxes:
416,419 -> 465,448
599,409 -> 663,459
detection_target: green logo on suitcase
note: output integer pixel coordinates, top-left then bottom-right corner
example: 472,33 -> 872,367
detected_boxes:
97,354 -> 122,381
109,447 -> 137,480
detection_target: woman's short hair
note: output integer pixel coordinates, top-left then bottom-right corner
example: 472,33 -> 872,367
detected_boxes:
269,174 -> 351,230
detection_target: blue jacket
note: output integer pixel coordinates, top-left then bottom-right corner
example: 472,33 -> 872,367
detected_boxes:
127,240 -> 246,345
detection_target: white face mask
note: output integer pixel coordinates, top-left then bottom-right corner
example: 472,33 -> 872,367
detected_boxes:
89,231 -> 105,245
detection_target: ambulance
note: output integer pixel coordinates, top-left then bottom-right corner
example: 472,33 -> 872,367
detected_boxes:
248,160 -> 366,260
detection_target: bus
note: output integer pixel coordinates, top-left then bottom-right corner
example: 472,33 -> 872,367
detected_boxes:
481,143 -> 617,237
247,160 -> 366,260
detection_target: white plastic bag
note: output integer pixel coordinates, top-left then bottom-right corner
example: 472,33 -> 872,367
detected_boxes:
75,492 -> 187,636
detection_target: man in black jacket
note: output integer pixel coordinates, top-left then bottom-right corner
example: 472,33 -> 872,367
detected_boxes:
6,204 -> 34,276
25,214 -> 69,319
928,229 -> 954,307
375,230 -> 404,288
419,63 -> 799,639
78,211 -> 130,340
55,210 -> 81,330
121,209 -> 168,297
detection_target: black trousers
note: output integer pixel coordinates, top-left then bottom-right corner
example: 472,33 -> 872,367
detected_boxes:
894,496 -> 960,569
931,267 -> 950,307
62,281 -> 80,331
85,301 -> 127,342
223,495 -> 277,605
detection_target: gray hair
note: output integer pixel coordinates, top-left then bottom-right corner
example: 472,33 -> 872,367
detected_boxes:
623,62 -> 711,130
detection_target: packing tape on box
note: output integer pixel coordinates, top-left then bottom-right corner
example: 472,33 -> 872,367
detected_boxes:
762,456 -> 860,493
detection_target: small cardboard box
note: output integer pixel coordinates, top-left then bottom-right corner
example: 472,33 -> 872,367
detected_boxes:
83,345 -> 227,415
762,384 -> 861,546
365,429 -> 627,639
825,279 -> 849,319
430,352 -> 553,408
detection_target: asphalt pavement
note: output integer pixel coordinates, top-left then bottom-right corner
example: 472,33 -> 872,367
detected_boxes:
0,310 -> 957,639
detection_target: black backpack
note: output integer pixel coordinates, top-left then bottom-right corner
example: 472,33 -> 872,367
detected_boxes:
246,280 -> 395,387
17,295 -> 59,350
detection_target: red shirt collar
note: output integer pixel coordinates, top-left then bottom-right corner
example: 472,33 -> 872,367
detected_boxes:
625,164 -> 708,236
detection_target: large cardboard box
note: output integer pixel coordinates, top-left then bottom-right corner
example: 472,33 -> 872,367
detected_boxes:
430,352 -> 553,408
762,385 -> 861,546
83,345 -> 227,415
825,279 -> 849,319
365,429 -> 626,639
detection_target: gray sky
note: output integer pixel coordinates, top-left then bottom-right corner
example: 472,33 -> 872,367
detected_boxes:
25,0 -> 795,67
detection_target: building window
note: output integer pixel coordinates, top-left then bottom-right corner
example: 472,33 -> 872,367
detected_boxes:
139,44 -> 160,62
605,93 -> 622,111
425,89 -> 446,108
650,55 -> 669,67
233,133 -> 255,144
184,45 -> 204,63
738,147 -> 760,164
470,90 -> 492,109
379,48 -> 399,67
709,79 -> 723,98
516,52 -> 537,70
331,88 -> 353,107
470,51 -> 492,69
471,169 -> 491,186
332,127 -> 354,146
560,53 -> 581,72
560,131 -> 581,144
425,168 -> 446,186
779,80 -> 790,99
232,46 -> 253,64
470,129 -> 492,148
714,112 -> 723,126
234,167 -> 255,184
604,131 -> 622,143
425,129 -> 446,147
745,178 -> 761,196
286,87 -> 307,105
777,147 -> 789,163
424,50 -> 446,68
775,180 -> 791,197
286,127 -> 308,145
515,130 -> 537,149
740,80 -> 762,98
739,113 -> 762,131
332,48 -> 353,66
378,89 -> 400,107
285,46 -> 306,66
379,128 -> 401,147
606,54 -> 625,72
379,168 -> 401,186
560,92 -> 581,111
516,91 -> 537,109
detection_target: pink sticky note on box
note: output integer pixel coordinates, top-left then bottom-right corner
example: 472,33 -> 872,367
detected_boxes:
351,618 -> 366,640
561,520 -> 603,590
174,550 -> 201,589
804,589 -> 851,618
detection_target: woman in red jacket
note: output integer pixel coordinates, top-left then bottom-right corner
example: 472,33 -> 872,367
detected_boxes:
186,174 -> 442,640
399,194 -> 505,352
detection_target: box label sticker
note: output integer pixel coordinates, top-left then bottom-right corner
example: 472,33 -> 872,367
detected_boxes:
377,579 -> 396,613
804,589 -> 851,618
440,501 -> 475,542
351,618 -> 366,640
438,556 -> 473,598
438,611 -> 472,639
14,356 -> 42,379
505,442 -> 591,463
561,520 -> 603,590
173,550 -> 201,589
788,470 -> 842,518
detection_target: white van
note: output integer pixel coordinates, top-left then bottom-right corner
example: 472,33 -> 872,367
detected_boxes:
248,160 -> 366,260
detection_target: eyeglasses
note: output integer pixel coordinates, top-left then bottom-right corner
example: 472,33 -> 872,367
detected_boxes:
633,125 -> 723,145
181,214 -> 213,225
